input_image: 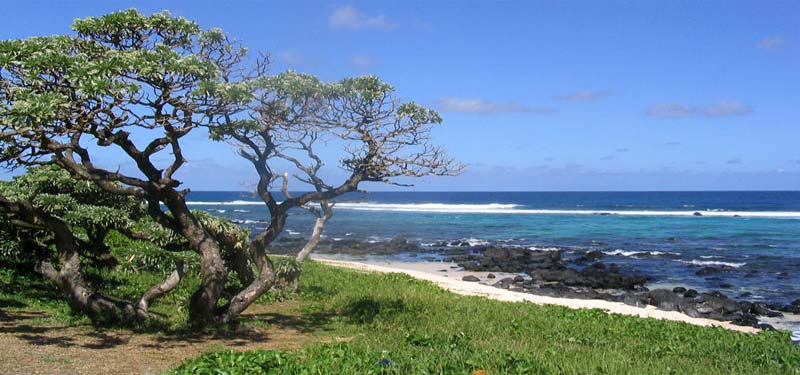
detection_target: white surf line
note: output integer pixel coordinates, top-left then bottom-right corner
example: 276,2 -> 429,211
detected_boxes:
333,204 -> 800,218
186,200 -> 263,206
316,258 -> 758,334
184,201 -> 800,218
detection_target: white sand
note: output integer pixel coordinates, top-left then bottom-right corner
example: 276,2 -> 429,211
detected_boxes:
315,257 -> 759,333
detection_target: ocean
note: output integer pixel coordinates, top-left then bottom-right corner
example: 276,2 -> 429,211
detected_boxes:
186,191 -> 800,305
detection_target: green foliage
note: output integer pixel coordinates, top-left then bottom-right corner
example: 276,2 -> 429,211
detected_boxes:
0,8 -> 241,170
332,75 -> 394,103
0,165 -> 144,228
0,165 -> 248,269
168,261 -> 800,375
273,257 -> 302,281
0,165 -> 145,266
0,236 -> 202,329
3,249 -> 799,373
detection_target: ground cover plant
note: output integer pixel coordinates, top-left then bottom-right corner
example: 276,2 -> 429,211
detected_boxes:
164,261 -> 800,374
3,237 -> 798,374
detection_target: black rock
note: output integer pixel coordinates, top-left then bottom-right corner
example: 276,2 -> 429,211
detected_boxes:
757,323 -> 776,331
462,275 -> 480,282
738,301 -> 753,313
693,212 -> 703,216
647,289 -> 686,311
683,289 -> 699,298
513,275 -> 525,283
452,246 -> 563,273
622,294 -> 647,307
450,240 -> 471,247
732,313 -> 759,327
749,302 -> 767,315
575,250 -> 604,264
696,266 -> 734,276
781,304 -> 800,314
672,287 -> 687,294
696,292 -> 741,314
487,273 -> 496,279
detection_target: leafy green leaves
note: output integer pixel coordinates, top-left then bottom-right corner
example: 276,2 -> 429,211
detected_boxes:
333,75 -> 394,103
72,9 -> 201,49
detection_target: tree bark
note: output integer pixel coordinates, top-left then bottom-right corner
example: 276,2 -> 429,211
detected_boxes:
285,205 -> 333,293
160,193 -> 228,325
215,208 -> 290,323
136,261 -> 185,316
295,207 -> 332,264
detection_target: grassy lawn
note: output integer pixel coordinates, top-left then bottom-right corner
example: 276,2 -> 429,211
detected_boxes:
175,261 -> 800,374
2,259 -> 800,374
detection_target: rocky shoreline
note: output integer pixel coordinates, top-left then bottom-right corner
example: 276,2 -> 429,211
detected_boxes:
445,246 -> 796,329
271,236 -> 798,329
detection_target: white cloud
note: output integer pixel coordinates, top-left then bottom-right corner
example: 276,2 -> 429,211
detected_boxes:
757,36 -> 785,51
554,90 -> 612,102
701,101 -> 753,117
330,6 -> 393,30
646,101 -> 752,119
646,103 -> 694,118
350,55 -> 375,69
436,97 -> 557,114
726,158 -> 743,165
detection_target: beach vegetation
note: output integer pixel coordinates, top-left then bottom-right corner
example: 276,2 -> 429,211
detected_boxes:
0,9 -> 459,326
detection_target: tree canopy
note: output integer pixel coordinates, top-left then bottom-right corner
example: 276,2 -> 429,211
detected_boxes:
0,9 -> 460,325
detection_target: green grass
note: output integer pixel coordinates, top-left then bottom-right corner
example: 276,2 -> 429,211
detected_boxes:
3,257 -> 800,374
167,261 -> 800,374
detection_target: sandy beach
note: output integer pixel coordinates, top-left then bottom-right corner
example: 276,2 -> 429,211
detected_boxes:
314,256 -> 763,333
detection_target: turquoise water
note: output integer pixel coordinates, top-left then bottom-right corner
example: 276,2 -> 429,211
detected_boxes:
187,191 -> 800,304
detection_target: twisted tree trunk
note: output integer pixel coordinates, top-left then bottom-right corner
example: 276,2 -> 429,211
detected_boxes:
160,193 -> 228,325
0,196 -> 183,321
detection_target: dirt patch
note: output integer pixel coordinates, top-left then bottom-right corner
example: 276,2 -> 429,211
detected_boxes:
0,302 -> 328,375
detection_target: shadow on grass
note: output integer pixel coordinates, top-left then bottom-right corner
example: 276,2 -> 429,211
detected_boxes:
341,297 -> 407,324
243,310 -> 337,334
0,299 -> 341,351
0,308 -> 277,350
0,298 -> 26,308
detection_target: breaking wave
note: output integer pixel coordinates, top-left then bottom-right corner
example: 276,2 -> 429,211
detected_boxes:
603,249 -> 680,257
186,201 -> 800,218
332,203 -> 800,217
680,259 -> 747,268
188,200 -> 262,206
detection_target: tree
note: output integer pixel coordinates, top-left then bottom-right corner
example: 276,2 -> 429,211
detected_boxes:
0,165 -> 249,320
209,72 -> 462,297
0,165 -> 145,270
0,9 -> 460,325
0,169 -> 186,319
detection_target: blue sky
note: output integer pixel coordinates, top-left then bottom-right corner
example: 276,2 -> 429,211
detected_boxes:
2,1 -> 798,191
